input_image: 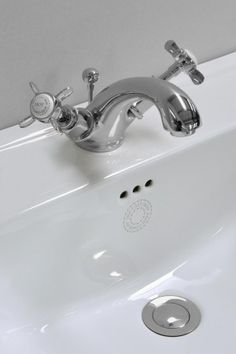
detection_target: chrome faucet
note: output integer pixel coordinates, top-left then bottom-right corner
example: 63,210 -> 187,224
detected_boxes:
19,40 -> 204,152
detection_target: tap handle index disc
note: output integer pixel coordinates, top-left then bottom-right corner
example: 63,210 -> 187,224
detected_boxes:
19,82 -> 74,128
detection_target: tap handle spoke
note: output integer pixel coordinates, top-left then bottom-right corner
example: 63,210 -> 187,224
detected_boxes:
29,81 -> 40,94
161,40 -> 205,85
164,40 -> 182,57
19,115 -> 35,128
56,86 -> 73,101
188,68 -> 205,85
19,82 -> 74,128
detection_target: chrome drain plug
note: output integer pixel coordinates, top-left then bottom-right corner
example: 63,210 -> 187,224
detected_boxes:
142,295 -> 201,337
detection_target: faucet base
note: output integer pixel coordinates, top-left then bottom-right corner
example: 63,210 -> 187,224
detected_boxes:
76,137 -> 125,153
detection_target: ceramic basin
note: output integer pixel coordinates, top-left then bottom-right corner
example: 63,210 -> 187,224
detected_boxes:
0,53 -> 236,354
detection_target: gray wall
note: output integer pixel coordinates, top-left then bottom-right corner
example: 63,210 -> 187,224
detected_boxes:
0,0 -> 235,130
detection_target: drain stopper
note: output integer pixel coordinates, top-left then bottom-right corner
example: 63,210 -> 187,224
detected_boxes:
142,295 -> 201,337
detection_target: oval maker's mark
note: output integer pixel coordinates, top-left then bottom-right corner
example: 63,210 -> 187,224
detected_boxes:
123,199 -> 152,233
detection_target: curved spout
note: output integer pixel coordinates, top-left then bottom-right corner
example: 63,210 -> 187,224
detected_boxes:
75,77 -> 201,152
87,77 -> 200,136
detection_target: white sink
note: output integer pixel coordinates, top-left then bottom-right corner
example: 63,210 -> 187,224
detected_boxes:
1,53 -> 236,354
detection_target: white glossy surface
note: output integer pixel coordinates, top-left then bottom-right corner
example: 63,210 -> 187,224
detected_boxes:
1,53 -> 236,353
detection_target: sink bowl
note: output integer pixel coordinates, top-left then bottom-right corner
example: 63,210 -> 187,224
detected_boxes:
1,53 -> 236,353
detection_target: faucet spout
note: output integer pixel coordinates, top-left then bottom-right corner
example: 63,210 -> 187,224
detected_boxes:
76,77 -> 200,152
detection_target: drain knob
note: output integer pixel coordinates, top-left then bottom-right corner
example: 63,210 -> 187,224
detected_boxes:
142,295 -> 201,337
153,303 -> 190,329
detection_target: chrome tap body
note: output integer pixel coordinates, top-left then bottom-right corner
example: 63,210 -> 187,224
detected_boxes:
70,77 -> 200,152
19,41 -> 204,152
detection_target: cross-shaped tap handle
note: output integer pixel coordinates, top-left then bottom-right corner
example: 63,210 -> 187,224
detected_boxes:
160,40 -> 204,85
19,82 -> 73,129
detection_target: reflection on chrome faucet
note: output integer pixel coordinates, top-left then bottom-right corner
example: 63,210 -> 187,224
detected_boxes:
19,40 -> 204,153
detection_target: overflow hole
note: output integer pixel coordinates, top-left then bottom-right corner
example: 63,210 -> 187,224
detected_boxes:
120,191 -> 128,199
145,179 -> 153,187
133,185 -> 141,193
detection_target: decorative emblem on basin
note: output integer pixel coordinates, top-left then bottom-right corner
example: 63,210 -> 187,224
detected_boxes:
123,199 -> 152,232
